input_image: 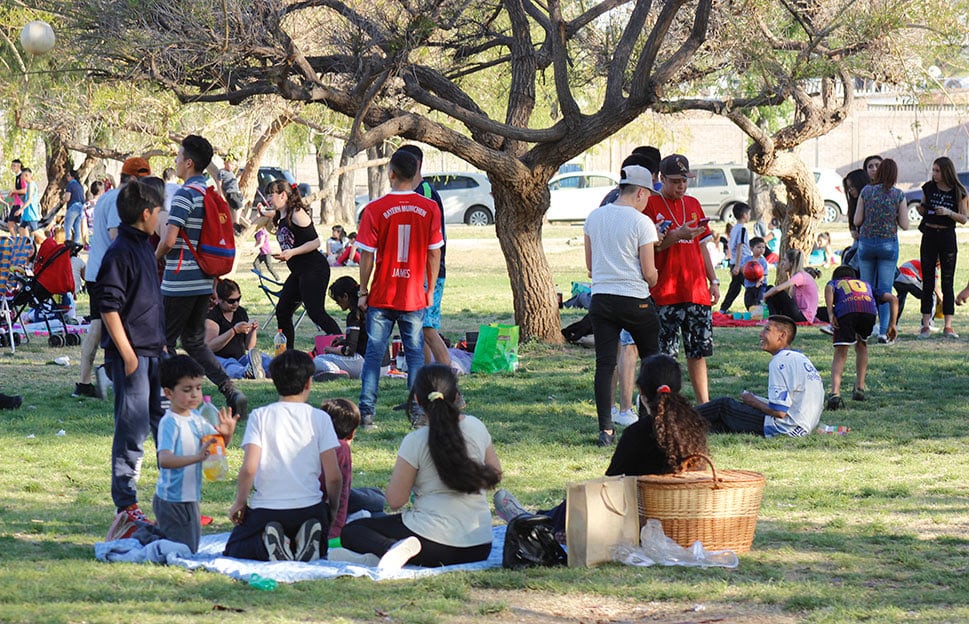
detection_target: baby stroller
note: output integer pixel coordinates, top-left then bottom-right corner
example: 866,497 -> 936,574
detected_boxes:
0,235 -> 34,352
11,237 -> 82,347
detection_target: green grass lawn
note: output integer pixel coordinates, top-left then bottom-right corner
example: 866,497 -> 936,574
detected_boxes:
1,223 -> 969,623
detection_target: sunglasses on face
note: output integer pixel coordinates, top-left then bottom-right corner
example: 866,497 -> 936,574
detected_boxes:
225,297 -> 241,304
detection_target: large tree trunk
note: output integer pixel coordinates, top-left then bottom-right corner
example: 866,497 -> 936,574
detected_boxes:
491,177 -> 562,344
41,133 -> 71,216
366,144 -> 388,204
748,151 -> 820,258
238,114 -> 292,208
313,135 -> 336,223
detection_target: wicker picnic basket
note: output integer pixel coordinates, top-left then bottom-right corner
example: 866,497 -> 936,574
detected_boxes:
636,454 -> 765,553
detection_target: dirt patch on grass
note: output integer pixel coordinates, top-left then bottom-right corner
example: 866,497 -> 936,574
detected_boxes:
449,589 -> 799,623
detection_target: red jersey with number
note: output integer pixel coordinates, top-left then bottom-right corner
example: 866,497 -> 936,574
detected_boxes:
357,191 -> 444,311
643,194 -> 714,306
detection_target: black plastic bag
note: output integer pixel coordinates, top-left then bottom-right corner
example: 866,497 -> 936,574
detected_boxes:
502,514 -> 567,569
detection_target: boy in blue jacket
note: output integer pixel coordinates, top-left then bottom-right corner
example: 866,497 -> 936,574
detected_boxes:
100,178 -> 167,538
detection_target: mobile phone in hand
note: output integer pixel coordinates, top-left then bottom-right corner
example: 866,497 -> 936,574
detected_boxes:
657,220 -> 673,234
697,217 -> 711,226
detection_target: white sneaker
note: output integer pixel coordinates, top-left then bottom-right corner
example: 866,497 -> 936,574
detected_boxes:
377,536 -> 421,572
327,547 -> 380,567
614,409 -> 638,427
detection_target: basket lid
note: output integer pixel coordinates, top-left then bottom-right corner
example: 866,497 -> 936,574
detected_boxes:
636,454 -> 764,488
637,469 -> 765,486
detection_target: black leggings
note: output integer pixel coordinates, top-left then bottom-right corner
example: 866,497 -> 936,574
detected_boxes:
340,514 -> 491,567
276,263 -> 341,348
765,290 -> 807,323
920,228 -> 957,316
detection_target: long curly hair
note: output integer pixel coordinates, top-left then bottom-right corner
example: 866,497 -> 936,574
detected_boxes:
413,364 -> 501,493
638,354 -> 709,472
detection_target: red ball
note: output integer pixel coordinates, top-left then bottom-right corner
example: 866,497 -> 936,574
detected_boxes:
743,260 -> 765,281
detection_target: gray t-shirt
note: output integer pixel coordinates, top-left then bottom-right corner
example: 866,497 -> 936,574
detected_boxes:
584,202 -> 658,299
398,415 -> 493,547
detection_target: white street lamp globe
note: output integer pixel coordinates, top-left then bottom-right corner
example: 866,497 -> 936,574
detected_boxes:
20,21 -> 55,56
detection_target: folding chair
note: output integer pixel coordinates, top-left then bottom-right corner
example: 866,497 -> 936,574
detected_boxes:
0,235 -> 35,353
251,268 -> 305,331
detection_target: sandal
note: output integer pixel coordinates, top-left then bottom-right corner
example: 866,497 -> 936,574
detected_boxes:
852,387 -> 866,402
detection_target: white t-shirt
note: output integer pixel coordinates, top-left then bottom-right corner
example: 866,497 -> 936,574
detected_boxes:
398,415 -> 493,547
87,188 -> 121,281
242,401 -> 339,510
584,202 -> 659,299
763,349 -> 824,437
727,223 -> 749,267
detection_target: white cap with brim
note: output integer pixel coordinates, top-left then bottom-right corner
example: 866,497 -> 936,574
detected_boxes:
619,164 -> 653,189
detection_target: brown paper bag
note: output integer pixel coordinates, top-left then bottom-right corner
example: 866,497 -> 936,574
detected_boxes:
565,475 -> 640,567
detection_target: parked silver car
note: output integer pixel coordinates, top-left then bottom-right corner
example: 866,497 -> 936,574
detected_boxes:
690,163 -> 752,222
356,171 -> 495,226
545,171 -> 620,222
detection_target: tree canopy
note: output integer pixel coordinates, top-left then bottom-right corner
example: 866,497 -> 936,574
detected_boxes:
31,0 -> 969,340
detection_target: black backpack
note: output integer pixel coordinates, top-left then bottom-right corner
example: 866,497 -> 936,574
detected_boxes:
502,514 -> 567,570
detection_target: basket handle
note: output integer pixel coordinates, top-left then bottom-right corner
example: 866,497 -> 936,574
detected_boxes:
599,481 -> 628,516
677,453 -> 722,489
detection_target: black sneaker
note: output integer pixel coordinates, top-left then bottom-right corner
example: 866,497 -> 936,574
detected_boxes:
72,382 -> 98,398
263,521 -> 293,561
224,387 -> 249,420
0,393 -> 23,410
360,412 -> 375,429
826,393 -> 844,411
596,430 -> 616,447
407,399 -> 427,429
293,519 -> 322,562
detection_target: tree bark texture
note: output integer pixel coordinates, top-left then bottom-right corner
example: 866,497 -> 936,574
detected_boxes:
491,177 -> 563,344
41,134 -> 70,216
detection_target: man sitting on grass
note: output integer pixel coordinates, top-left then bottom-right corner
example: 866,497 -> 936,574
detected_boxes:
695,315 -> 823,437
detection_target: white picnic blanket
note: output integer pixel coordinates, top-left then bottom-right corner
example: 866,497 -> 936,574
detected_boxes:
97,525 -> 506,583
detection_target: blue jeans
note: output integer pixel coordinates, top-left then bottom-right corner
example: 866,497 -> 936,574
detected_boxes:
107,354 -> 163,510
359,307 -> 425,417
64,202 -> 84,242
858,237 -> 898,335
216,352 -> 272,379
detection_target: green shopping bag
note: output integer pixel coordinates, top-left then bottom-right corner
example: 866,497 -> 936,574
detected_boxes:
470,324 -> 519,374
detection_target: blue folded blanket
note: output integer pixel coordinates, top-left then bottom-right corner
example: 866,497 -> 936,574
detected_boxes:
96,525 -> 506,583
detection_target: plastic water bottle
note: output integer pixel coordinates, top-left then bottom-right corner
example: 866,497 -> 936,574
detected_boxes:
248,573 -> 277,591
199,396 -> 220,428
273,329 -> 287,356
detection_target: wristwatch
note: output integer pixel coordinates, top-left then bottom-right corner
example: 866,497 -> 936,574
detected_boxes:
710,279 -> 720,286
358,290 -> 368,297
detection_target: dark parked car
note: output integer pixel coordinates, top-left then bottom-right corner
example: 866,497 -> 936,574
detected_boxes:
248,166 -> 310,205
902,171 -> 969,224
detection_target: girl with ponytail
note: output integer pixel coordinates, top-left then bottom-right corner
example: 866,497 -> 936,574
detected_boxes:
606,353 -> 709,475
340,364 -> 502,569
493,354 -> 708,536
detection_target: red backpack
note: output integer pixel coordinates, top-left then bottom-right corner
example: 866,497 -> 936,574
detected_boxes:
180,184 -> 236,277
